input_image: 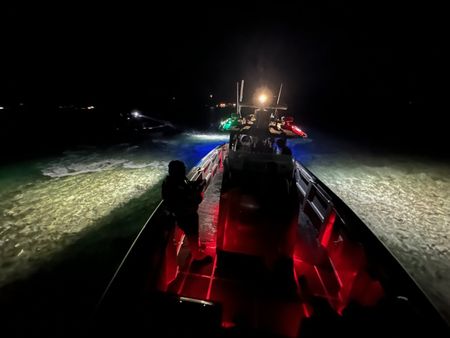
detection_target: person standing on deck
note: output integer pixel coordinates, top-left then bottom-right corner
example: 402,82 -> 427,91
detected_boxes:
162,160 -> 212,263
276,138 -> 292,156
255,108 -> 272,130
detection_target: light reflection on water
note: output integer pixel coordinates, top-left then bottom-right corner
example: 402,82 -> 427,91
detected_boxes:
0,131 -> 449,321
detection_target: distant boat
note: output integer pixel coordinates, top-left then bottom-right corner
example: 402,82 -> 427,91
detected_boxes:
114,111 -> 181,139
94,83 -> 449,337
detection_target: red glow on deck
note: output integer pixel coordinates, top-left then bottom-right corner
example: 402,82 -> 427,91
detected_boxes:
160,227 -> 185,290
221,321 -> 236,328
320,211 -> 336,248
157,163 -> 385,335
206,254 -> 218,300
302,303 -> 312,318
177,257 -> 194,295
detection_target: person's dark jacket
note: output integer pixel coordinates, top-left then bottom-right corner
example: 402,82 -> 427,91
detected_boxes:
162,176 -> 202,215
280,146 -> 292,156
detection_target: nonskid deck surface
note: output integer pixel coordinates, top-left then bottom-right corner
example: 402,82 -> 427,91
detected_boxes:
161,167 -> 353,337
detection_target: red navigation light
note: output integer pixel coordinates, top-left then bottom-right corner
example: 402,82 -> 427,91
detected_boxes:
291,125 -> 307,137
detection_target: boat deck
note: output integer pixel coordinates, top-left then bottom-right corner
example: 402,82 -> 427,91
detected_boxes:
159,168 -> 351,337
95,145 -> 449,338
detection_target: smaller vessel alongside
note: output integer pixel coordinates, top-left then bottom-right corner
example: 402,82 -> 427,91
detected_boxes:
114,110 -> 180,139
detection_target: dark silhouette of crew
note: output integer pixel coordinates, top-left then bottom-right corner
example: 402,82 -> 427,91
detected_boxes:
276,138 -> 292,156
162,160 -> 211,263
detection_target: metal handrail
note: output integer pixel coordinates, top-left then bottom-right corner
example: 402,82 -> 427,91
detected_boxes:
94,199 -> 164,313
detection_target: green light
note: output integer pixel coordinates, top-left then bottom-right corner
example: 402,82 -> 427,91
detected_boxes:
219,114 -> 240,131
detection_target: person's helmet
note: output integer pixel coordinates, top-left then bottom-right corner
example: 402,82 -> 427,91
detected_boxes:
168,160 -> 186,177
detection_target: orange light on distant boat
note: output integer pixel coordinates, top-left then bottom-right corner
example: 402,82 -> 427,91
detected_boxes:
254,87 -> 273,107
258,94 -> 268,105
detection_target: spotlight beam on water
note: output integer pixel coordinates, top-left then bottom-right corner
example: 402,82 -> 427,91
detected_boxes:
0,162 -> 168,286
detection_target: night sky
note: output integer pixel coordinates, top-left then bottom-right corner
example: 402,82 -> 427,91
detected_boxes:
1,3 -> 447,158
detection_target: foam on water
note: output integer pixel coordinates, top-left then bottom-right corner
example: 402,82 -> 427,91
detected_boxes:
0,158 -> 168,286
42,159 -> 129,177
